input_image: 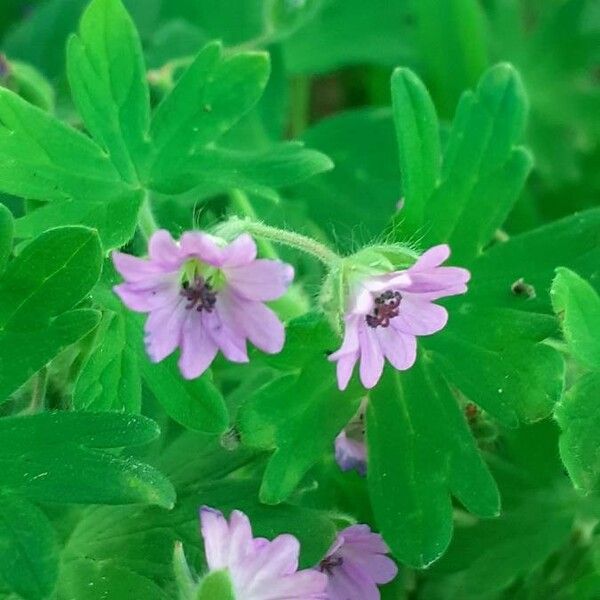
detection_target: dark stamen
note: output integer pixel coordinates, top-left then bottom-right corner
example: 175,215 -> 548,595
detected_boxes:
366,290 -> 401,328
180,276 -> 217,313
319,554 -> 344,575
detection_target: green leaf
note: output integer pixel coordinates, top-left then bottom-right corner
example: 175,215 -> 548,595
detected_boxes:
0,492 -> 59,600
152,142 -> 333,198
196,570 -> 234,600
7,60 -> 55,111
555,372 -> 600,492
0,226 -> 103,400
0,412 -> 175,508
367,361 -> 499,568
0,202 -> 13,274
421,63 -> 530,263
415,0 -> 488,118
551,267 -> 600,370
0,87 -> 125,201
67,0 -> 150,183
73,311 -> 141,413
468,208 -> 600,312
149,42 -> 270,186
237,313 -> 364,504
390,67 -> 441,235
427,307 -> 565,426
15,190 -> 143,252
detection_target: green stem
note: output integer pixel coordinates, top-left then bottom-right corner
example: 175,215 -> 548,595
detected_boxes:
229,190 -> 278,259
289,75 -> 310,138
219,217 -> 340,267
138,193 -> 159,240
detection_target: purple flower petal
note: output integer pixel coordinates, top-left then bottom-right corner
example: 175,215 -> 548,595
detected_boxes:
375,325 -> 416,371
226,259 -> 295,301
220,233 -> 257,267
180,231 -> 227,266
178,312 -> 219,378
148,229 -> 182,269
335,431 -> 366,475
358,326 -> 385,389
391,298 -> 448,336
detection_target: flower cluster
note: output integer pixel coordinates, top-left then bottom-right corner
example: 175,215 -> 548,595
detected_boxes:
113,232 -> 469,390
197,507 -> 397,600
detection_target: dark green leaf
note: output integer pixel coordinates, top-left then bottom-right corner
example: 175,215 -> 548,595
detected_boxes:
390,67 -> 441,236
555,372 -> 600,492
551,267 -> 600,370
67,0 -> 150,182
0,492 -> 58,600
0,202 -> 13,273
237,313 -> 363,504
0,412 -> 175,508
422,64 -> 530,263
367,362 -> 499,568
73,311 -> 141,413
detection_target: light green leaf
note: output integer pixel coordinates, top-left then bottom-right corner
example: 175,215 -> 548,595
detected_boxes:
153,142 -> 333,198
7,60 -> 55,111
237,313 -> 363,504
0,202 -> 13,273
367,361 -> 499,568
73,311 -> 141,413
149,42 -> 270,185
0,412 -> 175,508
422,63 -> 530,263
67,0 -> 150,182
555,372 -> 600,492
0,226 -> 103,400
551,267 -> 600,370
0,492 -> 59,600
196,570 -> 234,600
391,67 -> 441,235
15,188 -> 143,252
415,0 -> 488,118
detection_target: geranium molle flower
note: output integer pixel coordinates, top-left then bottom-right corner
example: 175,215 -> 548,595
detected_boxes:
200,507 -> 327,599
112,230 -> 293,379
318,524 -> 397,599
329,244 -> 469,390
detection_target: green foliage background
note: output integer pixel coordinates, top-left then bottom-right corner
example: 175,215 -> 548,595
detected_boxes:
0,0 -> 599,598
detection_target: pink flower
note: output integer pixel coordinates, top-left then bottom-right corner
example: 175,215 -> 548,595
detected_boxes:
200,507 -> 327,599
318,524 -> 398,600
329,244 -> 469,390
112,230 -> 293,379
335,400 -> 367,475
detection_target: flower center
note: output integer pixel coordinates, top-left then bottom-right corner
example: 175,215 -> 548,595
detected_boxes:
318,554 -> 344,575
180,276 -> 217,312
365,290 -> 401,328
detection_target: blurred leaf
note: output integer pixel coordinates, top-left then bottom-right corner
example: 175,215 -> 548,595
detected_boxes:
297,108 -> 401,250
415,0 -> 487,118
0,226 -> 102,401
551,267 -> 600,370
422,63 -> 531,263
0,491 -> 59,600
7,60 -> 55,111
73,311 -> 142,413
367,361 -> 499,568
237,313 -> 363,504
283,0 -> 416,74
0,412 -> 175,508
67,0 -> 150,183
391,67 -> 441,235
0,202 -> 13,273
555,372 -> 600,492
196,571 -> 234,600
